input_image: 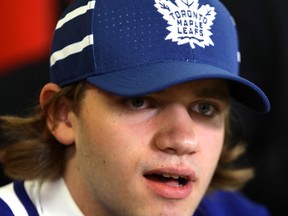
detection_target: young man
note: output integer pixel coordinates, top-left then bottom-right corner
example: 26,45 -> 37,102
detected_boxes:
0,0 -> 271,215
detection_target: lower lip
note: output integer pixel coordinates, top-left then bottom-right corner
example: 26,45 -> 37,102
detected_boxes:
144,178 -> 193,199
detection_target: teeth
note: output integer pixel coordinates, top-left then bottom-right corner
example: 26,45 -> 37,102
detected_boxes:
161,173 -> 187,180
162,173 -> 172,178
157,173 -> 188,186
171,175 -> 179,179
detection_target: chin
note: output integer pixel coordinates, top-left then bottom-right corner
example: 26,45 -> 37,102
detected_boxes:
139,199 -> 195,216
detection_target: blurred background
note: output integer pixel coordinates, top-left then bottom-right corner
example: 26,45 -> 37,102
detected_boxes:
0,1 -> 287,215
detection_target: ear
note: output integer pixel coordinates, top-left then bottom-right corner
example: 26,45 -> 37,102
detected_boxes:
40,83 -> 75,145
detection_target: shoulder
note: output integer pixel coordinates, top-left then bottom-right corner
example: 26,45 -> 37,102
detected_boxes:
0,182 -> 29,216
195,190 -> 271,216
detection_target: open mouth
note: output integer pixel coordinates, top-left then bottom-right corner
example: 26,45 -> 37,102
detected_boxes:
143,169 -> 194,199
144,173 -> 188,187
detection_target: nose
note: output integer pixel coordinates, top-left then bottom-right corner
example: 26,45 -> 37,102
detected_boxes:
153,104 -> 199,156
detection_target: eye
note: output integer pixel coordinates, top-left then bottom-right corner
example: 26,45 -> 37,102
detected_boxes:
190,102 -> 217,116
126,97 -> 154,110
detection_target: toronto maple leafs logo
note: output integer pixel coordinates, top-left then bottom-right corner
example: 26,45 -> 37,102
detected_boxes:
154,0 -> 216,49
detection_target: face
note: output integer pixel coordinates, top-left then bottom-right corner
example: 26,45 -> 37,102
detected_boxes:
63,79 -> 229,216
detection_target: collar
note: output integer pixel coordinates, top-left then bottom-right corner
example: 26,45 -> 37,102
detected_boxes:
25,178 -> 84,216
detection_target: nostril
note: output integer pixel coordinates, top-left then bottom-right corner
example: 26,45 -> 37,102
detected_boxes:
165,148 -> 177,154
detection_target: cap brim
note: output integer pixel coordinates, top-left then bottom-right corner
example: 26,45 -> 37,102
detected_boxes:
87,62 -> 270,113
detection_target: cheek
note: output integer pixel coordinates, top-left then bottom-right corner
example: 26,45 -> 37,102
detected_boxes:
73,113 -> 152,203
75,112 -> 148,176
76,117 -> 119,166
198,127 -> 224,177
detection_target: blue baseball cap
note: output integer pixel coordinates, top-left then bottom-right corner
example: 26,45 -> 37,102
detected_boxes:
49,0 -> 270,112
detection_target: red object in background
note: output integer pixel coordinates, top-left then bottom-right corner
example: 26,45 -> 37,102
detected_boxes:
0,1 -> 58,74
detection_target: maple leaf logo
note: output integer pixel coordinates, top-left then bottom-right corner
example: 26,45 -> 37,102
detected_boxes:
154,0 -> 216,49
